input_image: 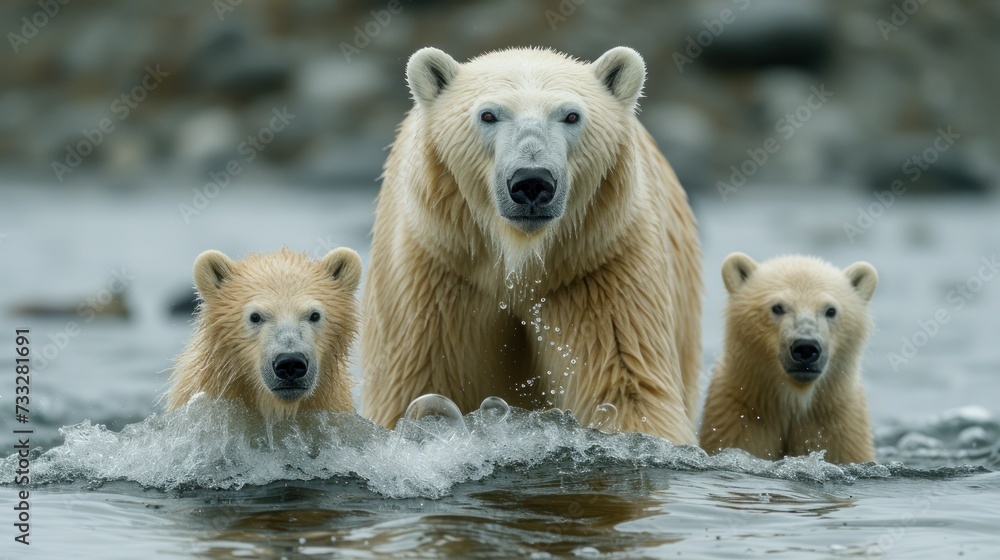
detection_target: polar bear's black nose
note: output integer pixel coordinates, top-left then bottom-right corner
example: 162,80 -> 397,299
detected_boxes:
790,340 -> 821,365
509,167 -> 556,206
273,352 -> 309,381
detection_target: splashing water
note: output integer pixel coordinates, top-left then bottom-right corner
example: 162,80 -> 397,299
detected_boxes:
588,403 -> 619,432
2,395 -> 992,501
478,396 -> 511,425
401,393 -> 469,443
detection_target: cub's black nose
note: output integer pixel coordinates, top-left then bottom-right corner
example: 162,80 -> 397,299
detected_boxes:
273,352 -> 308,381
790,340 -> 821,365
508,167 -> 556,206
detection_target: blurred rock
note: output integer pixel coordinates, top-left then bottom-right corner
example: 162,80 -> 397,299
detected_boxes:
865,138 -> 991,196
12,292 -> 132,320
184,26 -> 290,101
167,287 -> 200,317
696,0 -> 833,72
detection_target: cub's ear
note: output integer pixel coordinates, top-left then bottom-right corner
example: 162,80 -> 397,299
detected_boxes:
407,47 -> 461,106
721,252 -> 758,294
322,247 -> 362,293
592,47 -> 646,109
844,261 -> 878,302
193,250 -> 234,299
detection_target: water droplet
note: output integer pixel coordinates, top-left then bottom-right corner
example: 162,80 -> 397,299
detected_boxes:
546,370 -> 552,376
498,301 -> 507,310
402,394 -> 469,442
537,335 -> 543,341
521,320 -> 527,325
641,416 -> 648,423
570,358 -> 577,365
550,390 -> 556,395
540,297 -> 546,303
479,396 -> 510,424
505,275 -> 515,290
554,327 -> 561,333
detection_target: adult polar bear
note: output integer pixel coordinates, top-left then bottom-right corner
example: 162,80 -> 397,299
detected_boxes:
362,47 -> 702,444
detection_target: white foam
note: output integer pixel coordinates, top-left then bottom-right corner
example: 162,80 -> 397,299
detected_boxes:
7,397 -> 994,499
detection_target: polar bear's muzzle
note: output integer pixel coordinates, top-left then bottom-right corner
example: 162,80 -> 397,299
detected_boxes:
503,167 -> 559,233
782,338 -> 828,383
263,348 -> 318,401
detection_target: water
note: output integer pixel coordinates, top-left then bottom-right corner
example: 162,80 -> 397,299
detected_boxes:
1,183 -> 998,558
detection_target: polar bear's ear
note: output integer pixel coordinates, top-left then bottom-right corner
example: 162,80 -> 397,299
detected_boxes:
592,47 -> 646,109
407,47 -> 461,106
721,252 -> 758,294
193,250 -> 234,299
844,262 -> 878,303
322,247 -> 363,293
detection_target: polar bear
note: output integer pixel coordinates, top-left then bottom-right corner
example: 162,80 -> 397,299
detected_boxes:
700,253 -> 878,463
168,247 -> 362,419
361,47 -> 702,443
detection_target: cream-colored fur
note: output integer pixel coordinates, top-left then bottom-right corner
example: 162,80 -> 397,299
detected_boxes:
700,253 -> 877,463
361,47 -> 702,444
168,247 -> 361,419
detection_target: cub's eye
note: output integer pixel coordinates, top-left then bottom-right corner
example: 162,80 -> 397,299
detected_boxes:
249,312 -> 262,324
480,111 -> 497,123
564,112 -> 580,124
309,311 -> 321,323
771,304 -> 785,316
825,307 -> 837,318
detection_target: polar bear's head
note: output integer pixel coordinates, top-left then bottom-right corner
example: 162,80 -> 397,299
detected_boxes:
191,247 -> 361,415
406,46 -> 645,271
721,253 -> 877,387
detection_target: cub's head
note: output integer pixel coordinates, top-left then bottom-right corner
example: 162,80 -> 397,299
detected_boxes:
406,46 -> 646,271
721,253 -> 877,386
191,247 -> 361,413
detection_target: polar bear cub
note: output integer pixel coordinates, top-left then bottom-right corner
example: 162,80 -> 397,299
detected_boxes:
700,253 -> 878,463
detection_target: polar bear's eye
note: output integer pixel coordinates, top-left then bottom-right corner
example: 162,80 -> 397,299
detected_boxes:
825,307 -> 837,318
480,111 -> 497,123
564,112 -> 580,124
771,304 -> 785,316
249,312 -> 262,324
309,311 -> 321,323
